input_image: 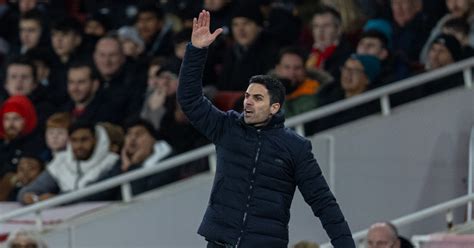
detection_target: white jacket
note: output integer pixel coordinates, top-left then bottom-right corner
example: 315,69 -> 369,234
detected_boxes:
47,126 -> 119,192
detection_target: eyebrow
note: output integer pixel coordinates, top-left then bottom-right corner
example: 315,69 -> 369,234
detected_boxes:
245,92 -> 265,98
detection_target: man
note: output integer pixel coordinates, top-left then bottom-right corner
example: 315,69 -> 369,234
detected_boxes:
18,122 -> 118,204
273,46 -> 321,118
93,35 -> 142,122
367,222 -> 401,248
64,61 -> 119,124
177,11 -> 354,247
16,10 -> 44,55
0,95 -> 39,183
86,118 -> 173,201
218,3 -> 280,91
306,5 -> 353,80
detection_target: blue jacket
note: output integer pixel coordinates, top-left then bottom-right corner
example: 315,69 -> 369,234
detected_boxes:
177,43 -> 355,248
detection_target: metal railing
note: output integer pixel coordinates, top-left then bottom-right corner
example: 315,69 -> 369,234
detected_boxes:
1,57 -> 473,230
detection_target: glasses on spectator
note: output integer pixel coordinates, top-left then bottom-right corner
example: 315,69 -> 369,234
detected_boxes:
340,66 -> 365,75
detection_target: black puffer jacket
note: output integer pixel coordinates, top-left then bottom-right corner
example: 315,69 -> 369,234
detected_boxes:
177,43 -> 355,248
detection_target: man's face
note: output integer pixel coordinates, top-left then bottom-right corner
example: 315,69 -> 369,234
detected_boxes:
46,127 -> 68,152
427,43 -> 454,70
275,53 -> 306,86
5,64 -> 36,96
357,37 -> 388,60
243,83 -> 280,127
124,126 -> 155,157
446,0 -> 469,17
51,30 -> 81,58
84,20 -> 106,37
311,13 -> 341,49
70,128 -> 96,161
19,0 -> 37,13
17,157 -> 42,186
340,59 -> 369,95
232,17 -> 262,47
67,67 -> 98,104
3,112 -> 25,140
93,38 -> 125,79
391,0 -> 421,27
19,19 -> 42,49
135,12 -> 162,43
367,226 -> 400,248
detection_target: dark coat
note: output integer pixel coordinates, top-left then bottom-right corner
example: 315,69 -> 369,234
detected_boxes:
177,43 -> 355,248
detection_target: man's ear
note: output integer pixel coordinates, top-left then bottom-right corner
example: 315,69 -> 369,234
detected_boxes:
270,102 -> 281,115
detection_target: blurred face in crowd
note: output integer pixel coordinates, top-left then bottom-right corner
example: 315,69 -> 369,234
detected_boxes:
19,0 -> 37,14
123,125 -> 155,159
275,53 -> 306,86
94,38 -> 125,79
340,58 -> 369,97
204,0 -> 230,11
357,37 -> 389,60
17,157 -> 42,186
84,20 -> 106,37
367,224 -> 400,248
3,112 -> 25,140
446,0 -> 470,17
243,83 -> 280,127
174,41 -> 187,60
5,64 -> 36,96
232,17 -> 262,47
147,64 -> 161,89
135,11 -> 162,43
67,66 -> 99,105
9,232 -> 40,248
391,0 -> 422,27
427,43 -> 454,70
120,39 -> 144,58
311,13 -> 341,49
51,30 -> 81,60
32,60 -> 50,82
46,127 -> 68,152
70,128 -> 96,161
442,27 -> 469,45
19,19 -> 42,50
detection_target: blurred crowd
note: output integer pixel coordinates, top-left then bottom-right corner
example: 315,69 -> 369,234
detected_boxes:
0,0 -> 472,205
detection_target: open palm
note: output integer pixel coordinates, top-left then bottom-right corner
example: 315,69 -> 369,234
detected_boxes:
191,10 -> 223,49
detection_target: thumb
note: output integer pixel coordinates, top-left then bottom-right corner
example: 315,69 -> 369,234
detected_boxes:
211,28 -> 224,40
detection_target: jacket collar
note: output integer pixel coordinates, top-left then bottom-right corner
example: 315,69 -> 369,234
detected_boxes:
238,110 -> 285,130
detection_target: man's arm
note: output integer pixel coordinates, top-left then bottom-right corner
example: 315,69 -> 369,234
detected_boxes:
17,170 -> 60,205
295,140 -> 355,247
177,11 -> 228,143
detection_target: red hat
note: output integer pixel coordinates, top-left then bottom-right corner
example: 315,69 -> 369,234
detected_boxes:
0,96 -> 38,138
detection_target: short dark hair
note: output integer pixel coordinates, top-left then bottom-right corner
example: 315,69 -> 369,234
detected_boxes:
68,121 -> 96,137
51,17 -> 82,35
6,56 -> 37,83
249,75 -> 286,106
20,153 -> 45,170
277,46 -> 307,65
20,9 -> 44,25
136,3 -> 164,21
68,60 -> 100,81
124,118 -> 160,140
359,30 -> 389,49
443,17 -> 470,36
25,48 -> 53,68
313,5 -> 342,27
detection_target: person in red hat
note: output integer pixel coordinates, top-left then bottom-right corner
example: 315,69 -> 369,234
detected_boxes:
0,95 -> 40,185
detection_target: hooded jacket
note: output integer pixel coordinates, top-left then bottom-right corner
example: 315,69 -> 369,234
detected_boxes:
177,43 -> 354,248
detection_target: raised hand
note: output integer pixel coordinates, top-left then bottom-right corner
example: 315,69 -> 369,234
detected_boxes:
191,10 -> 223,49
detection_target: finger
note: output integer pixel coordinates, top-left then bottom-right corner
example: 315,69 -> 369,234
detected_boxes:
204,11 -> 210,28
200,10 -> 206,27
211,28 -> 224,40
193,17 -> 197,29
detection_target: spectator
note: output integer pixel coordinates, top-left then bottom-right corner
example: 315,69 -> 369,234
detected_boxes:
43,112 -> 71,162
18,122 -> 119,205
272,46 -> 321,118
1,56 -> 55,125
389,0 -> 432,69
134,3 -> 174,57
367,222 -> 401,248
218,3 -> 280,90
9,10 -> 46,57
93,35 -> 142,123
442,17 -> 474,56
82,12 -> 110,52
321,0 -> 366,35
420,0 -> 474,63
305,5 -> 353,80
5,229 -> 48,248
167,28 -> 192,74
0,96 -> 40,182
204,0 -> 235,35
117,26 -> 145,61
25,48 -> 53,88
0,153 -> 44,201
86,119 -> 173,201
48,17 -> 85,106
